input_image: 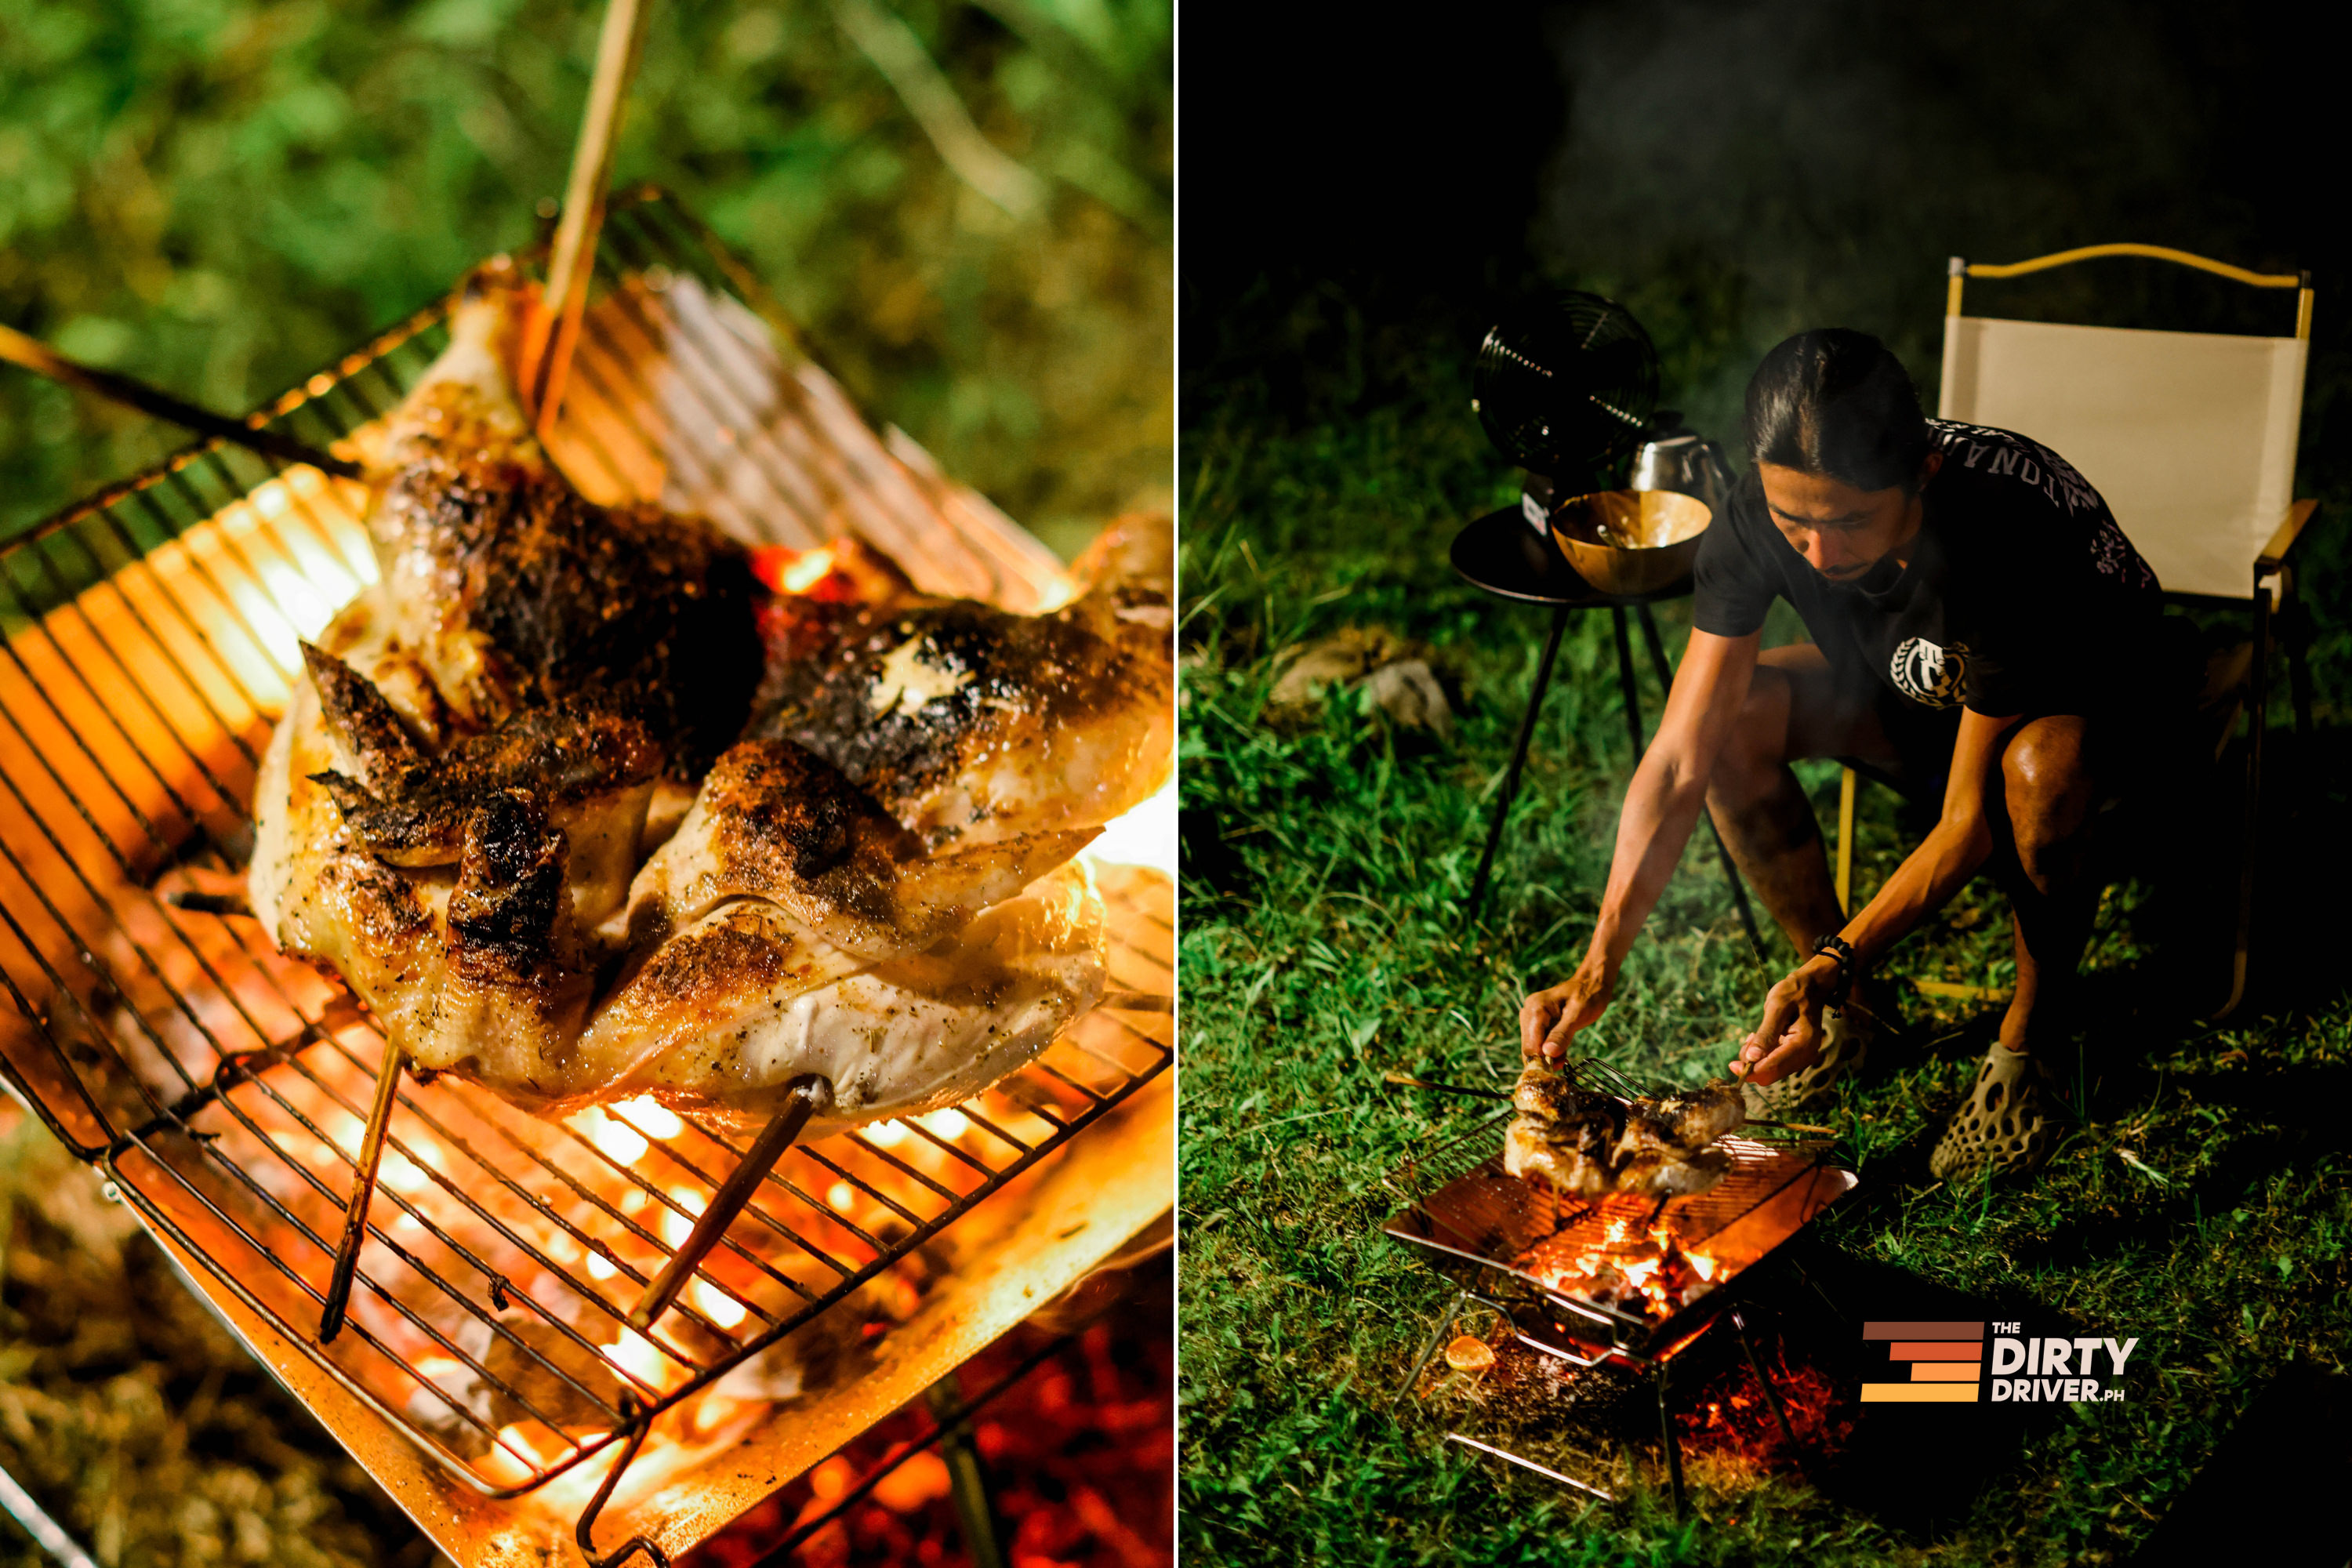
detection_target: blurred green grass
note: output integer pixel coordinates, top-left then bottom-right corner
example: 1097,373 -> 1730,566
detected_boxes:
0,0 -> 1171,558
1176,301 -> 2352,1564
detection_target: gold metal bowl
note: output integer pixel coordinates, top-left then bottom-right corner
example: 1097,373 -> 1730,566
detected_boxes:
1549,488 -> 1714,597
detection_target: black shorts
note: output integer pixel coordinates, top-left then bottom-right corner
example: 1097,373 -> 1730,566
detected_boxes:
1837,615 -> 2203,808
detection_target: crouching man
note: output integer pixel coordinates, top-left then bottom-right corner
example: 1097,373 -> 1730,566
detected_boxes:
1518,328 -> 2196,1181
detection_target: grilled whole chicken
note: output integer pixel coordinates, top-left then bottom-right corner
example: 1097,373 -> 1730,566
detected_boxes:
1504,1113 -> 1616,1197
1503,1066 -> 1740,1201
247,264 -> 1147,1130
575,861 -> 1104,1134
611,737 -> 1094,962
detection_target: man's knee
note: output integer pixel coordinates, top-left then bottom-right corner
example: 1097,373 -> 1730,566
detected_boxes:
2000,719 -> 2093,873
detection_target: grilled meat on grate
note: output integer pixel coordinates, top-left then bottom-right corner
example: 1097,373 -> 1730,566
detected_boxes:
1502,1066 -> 1742,1200
249,267 -> 1167,1131
749,527 -> 1174,851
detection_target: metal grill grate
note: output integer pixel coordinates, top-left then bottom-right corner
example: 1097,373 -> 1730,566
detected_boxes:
0,189 -> 1172,1510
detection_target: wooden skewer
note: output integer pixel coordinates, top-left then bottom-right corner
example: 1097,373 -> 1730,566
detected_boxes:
1098,990 -> 1174,1013
164,890 -> 254,918
522,0 -> 655,440
319,1033 -> 405,1344
1383,1070 -> 1508,1100
629,1072 -> 832,1331
0,321 -> 361,480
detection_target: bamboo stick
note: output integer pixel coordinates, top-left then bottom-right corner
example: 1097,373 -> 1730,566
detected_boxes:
0,322 -> 361,480
523,0 -> 656,439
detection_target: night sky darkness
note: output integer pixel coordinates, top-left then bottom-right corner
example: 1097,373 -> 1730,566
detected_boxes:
1184,0 -> 2347,490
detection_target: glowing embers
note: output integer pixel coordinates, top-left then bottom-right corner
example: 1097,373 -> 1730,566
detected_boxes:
171,989 -> 1149,1493
691,1308 -> 1174,1566
752,543 -> 842,597
1518,1210 -> 1722,1321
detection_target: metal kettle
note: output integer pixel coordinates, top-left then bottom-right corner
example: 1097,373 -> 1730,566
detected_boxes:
1630,412 -> 1734,521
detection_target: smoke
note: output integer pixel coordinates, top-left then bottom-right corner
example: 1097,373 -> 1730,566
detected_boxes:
1530,0 -> 2309,454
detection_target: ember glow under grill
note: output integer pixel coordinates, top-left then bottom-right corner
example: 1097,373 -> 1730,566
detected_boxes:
0,190 -> 1172,1565
1382,1094 -> 1853,1512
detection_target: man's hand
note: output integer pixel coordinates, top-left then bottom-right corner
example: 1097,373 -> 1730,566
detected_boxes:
1519,963 -> 1614,1064
1730,956 -> 1842,1085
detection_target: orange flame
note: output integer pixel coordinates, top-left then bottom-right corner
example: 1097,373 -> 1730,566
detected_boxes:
1526,1211 -> 1722,1319
750,543 -> 844,596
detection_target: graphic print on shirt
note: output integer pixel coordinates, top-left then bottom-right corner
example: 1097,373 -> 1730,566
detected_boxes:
1889,636 -> 1969,708
1932,421 -> 2158,593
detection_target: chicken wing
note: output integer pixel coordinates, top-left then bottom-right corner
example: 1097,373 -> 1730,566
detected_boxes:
358,267 -> 762,775
749,521 -> 1174,848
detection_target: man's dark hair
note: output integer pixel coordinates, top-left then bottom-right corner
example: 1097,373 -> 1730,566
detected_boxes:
1744,328 -> 1932,493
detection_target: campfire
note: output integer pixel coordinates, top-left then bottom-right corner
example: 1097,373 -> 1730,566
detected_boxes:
1382,1094 -> 1855,1512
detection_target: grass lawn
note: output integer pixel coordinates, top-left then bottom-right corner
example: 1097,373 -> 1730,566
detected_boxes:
1174,314 -> 2352,1565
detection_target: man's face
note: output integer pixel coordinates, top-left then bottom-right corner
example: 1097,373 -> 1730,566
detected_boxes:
1758,451 -> 1940,582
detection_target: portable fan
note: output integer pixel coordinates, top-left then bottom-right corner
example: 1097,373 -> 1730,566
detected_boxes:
1472,290 -> 1660,498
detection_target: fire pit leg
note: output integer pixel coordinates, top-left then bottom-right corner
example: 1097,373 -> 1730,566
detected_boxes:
927,1372 -> 1010,1568
1730,1307 -> 1807,1473
573,1395 -> 670,1568
1654,1362 -> 1687,1519
1391,1290 -> 1471,1411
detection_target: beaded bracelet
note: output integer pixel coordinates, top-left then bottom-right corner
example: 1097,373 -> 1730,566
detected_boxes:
1811,934 -> 1857,1010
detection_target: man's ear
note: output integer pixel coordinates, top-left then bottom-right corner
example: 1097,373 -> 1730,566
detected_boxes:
1916,448 -> 1945,488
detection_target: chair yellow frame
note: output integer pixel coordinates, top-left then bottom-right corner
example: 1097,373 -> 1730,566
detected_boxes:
1835,244 -> 2319,1016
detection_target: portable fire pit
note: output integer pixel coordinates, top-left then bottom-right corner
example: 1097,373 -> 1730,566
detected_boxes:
1382,1069 -> 1853,1511
0,188 -> 1173,1566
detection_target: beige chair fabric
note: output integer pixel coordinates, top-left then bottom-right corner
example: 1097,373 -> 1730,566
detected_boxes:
1937,315 -> 2307,600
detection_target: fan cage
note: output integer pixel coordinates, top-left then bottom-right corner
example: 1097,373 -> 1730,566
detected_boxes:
1472,290 -> 1660,480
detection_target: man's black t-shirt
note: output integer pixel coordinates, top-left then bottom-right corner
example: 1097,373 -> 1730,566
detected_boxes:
1691,419 -> 2182,718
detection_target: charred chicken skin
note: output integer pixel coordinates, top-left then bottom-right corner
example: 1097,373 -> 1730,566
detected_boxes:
1502,1065 -> 1744,1200
249,267 -> 1160,1131
750,519 -> 1174,849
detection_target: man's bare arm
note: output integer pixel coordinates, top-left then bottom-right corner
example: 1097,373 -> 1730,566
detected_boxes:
1520,627 -> 1762,1060
1736,704 -> 2023,1082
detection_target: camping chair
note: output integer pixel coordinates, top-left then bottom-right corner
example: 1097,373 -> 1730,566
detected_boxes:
1831,244 -> 2321,1018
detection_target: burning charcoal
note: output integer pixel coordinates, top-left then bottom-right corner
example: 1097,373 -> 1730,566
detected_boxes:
481,1318 -> 629,1434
